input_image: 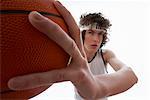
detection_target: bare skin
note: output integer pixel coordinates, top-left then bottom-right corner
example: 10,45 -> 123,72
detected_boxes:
8,1 -> 138,99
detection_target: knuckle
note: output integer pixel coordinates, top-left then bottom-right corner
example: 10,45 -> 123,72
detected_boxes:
33,75 -> 43,85
75,69 -> 87,83
56,71 -> 66,81
45,20 -> 59,30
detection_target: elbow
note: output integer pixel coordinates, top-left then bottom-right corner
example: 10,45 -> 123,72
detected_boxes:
127,67 -> 138,84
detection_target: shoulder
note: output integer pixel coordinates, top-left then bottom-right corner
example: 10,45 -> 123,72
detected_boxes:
101,49 -> 116,63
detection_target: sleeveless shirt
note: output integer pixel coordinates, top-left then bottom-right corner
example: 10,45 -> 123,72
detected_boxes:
74,50 -> 108,100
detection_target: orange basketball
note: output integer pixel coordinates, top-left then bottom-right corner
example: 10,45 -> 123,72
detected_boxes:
0,0 -> 70,99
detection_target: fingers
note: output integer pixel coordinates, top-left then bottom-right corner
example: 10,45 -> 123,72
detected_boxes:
28,11 -> 83,61
54,1 -> 86,58
8,69 -> 69,90
54,1 -> 80,38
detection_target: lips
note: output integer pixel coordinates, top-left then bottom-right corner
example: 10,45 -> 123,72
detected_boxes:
91,44 -> 98,46
91,44 -> 98,48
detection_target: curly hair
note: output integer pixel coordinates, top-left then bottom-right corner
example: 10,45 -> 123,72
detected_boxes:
79,13 -> 112,48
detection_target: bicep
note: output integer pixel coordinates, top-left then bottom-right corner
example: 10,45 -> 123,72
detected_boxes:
108,57 -> 127,71
98,50 -> 138,96
105,50 -> 127,71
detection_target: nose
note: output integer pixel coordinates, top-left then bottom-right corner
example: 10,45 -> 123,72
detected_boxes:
92,34 -> 99,42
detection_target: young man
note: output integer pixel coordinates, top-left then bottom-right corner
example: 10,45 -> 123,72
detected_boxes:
74,13 -> 111,100
8,1 -> 138,100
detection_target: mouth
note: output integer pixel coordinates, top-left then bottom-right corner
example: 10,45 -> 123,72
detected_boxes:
91,44 -> 98,48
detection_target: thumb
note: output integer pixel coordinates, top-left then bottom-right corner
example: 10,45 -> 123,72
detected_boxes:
8,69 -> 69,90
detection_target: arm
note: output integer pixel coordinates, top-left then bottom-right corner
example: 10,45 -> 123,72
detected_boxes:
94,49 -> 138,97
8,2 -> 138,99
69,50 -> 138,99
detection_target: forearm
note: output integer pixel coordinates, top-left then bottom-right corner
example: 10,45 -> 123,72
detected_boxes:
95,67 -> 138,97
72,67 -> 138,99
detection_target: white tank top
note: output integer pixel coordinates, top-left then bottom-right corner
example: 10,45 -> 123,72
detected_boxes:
74,50 -> 108,100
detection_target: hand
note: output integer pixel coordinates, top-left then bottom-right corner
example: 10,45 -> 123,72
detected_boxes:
7,1 -> 138,99
53,1 -> 85,56
8,1 -> 98,98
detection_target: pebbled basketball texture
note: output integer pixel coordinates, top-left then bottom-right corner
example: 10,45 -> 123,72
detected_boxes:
0,0 -> 70,99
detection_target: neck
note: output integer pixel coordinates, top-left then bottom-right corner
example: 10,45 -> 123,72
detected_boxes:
84,48 -> 96,62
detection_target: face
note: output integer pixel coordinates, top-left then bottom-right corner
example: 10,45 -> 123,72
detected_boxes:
84,28 -> 106,53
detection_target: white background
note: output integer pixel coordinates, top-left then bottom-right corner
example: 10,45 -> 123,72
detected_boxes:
31,0 -> 150,100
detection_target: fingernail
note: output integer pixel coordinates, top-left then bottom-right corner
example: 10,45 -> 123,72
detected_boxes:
31,11 -> 45,21
8,79 -> 21,90
55,1 -> 63,5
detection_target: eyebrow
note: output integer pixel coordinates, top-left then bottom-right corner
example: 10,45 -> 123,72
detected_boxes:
87,29 -> 94,32
99,30 -> 107,34
87,29 -> 106,34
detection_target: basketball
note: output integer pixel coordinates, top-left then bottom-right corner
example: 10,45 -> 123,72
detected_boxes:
0,0 -> 70,99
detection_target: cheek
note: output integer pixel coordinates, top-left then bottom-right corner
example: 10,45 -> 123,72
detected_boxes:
84,37 -> 93,48
84,35 -> 91,43
100,38 -> 103,43
97,35 -> 101,40
98,37 -> 103,45
84,39 -> 90,46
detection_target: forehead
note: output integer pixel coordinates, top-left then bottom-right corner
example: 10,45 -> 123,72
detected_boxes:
87,28 -> 106,33
81,23 -> 107,33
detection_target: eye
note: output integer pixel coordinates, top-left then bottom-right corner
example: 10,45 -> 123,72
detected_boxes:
88,31 -> 92,33
98,31 -> 106,35
87,31 -> 93,34
98,32 -> 103,36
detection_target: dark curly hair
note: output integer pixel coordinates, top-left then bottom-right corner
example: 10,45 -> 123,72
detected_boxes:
79,13 -> 112,48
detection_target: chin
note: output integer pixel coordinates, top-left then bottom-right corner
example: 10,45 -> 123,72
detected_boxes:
90,49 -> 98,53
